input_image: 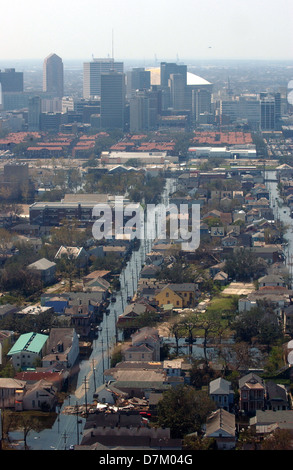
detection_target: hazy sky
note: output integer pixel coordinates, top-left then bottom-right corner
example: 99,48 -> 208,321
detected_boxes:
1,0 -> 293,63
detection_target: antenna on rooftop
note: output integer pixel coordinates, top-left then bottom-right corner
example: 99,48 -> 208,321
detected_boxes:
112,29 -> 114,59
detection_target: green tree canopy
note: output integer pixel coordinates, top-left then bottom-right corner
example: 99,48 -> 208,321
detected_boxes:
156,384 -> 215,438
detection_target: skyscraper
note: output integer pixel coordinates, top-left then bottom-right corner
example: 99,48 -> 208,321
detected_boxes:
126,68 -> 151,99
100,70 -> 125,130
130,89 -> 158,132
0,68 -> 23,92
83,58 -> 123,99
260,95 -> 275,130
43,53 -> 64,98
160,62 -> 187,88
169,73 -> 186,110
28,96 -> 41,131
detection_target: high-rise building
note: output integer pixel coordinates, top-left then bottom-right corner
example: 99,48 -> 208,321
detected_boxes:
43,53 -> 64,98
0,68 -> 23,92
100,71 -> 125,130
83,58 -> 123,99
28,96 -> 41,131
260,96 -> 275,130
129,89 -> 158,132
169,73 -> 186,110
126,68 -> 151,99
160,62 -> 187,111
160,62 -> 187,88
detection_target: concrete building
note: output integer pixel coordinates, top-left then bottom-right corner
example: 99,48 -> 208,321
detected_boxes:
0,68 -> 23,92
27,258 -> 57,285
83,58 -> 123,99
126,68 -> 150,99
28,95 -> 41,131
43,53 -> 64,98
100,70 -> 125,130
129,89 -> 158,132
7,332 -> 49,370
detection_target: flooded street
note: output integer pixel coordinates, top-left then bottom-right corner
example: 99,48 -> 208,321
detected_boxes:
10,178 -> 176,450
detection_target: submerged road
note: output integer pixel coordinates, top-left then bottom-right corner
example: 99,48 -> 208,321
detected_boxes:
10,178 -> 176,450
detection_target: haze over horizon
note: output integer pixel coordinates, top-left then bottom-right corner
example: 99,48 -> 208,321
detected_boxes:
0,0 -> 292,64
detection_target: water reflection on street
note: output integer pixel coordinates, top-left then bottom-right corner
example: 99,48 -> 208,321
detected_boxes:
11,171 -> 290,450
10,179 -> 176,450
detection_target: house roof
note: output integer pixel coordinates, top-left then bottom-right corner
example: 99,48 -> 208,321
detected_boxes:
0,378 -> 26,389
209,377 -> 232,395
7,332 -> 48,356
252,410 -> 293,426
258,274 -> 285,284
27,258 -> 56,271
205,409 -> 235,437
55,246 -> 88,259
239,372 -> 264,389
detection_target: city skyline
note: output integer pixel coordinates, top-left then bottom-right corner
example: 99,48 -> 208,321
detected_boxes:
0,0 -> 292,63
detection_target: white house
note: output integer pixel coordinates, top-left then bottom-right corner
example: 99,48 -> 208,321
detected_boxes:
42,328 -> 79,369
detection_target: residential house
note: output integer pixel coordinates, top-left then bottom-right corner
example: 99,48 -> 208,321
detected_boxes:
93,383 -> 128,405
117,301 -> 158,331
22,379 -> 58,411
103,365 -> 169,399
27,257 -> 57,285
0,304 -> 18,320
83,270 -> 111,283
103,245 -> 126,258
144,252 -> 164,267
258,274 -> 286,289
238,287 -> 292,315
222,235 -> 238,247
238,373 -> 265,414
251,230 -> 265,246
83,276 -> 111,298
42,328 -> 79,369
204,408 -> 236,450
283,305 -> 293,335
123,343 -> 155,362
265,381 -> 289,411
15,369 -> 68,393
210,226 -> 225,239
162,358 -> 191,383
127,327 -> 161,361
7,332 -> 48,370
213,271 -> 229,285
140,264 -> 160,279
80,423 -> 182,450
0,378 -> 26,410
209,377 -> 234,411
232,209 -> 246,223
55,245 -> 89,268
250,245 -> 285,264
0,330 -> 14,365
249,410 -> 293,443
155,283 -> 197,308
41,292 -> 104,330
209,262 -> 226,278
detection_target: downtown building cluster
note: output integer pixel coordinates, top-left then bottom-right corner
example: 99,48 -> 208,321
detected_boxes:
0,53 -> 288,135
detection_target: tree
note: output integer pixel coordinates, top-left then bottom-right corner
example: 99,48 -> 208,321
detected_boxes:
261,429 -> 293,450
168,317 -> 186,356
156,384 -> 215,438
232,301 -> 283,350
225,247 -> 267,281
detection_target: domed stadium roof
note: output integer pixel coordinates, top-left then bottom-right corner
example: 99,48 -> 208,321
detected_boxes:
146,67 -> 211,86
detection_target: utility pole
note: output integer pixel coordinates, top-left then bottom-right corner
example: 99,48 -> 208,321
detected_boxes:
92,359 -> 96,391
101,336 -> 105,382
62,430 -> 68,450
83,376 -> 88,416
75,402 -> 81,446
